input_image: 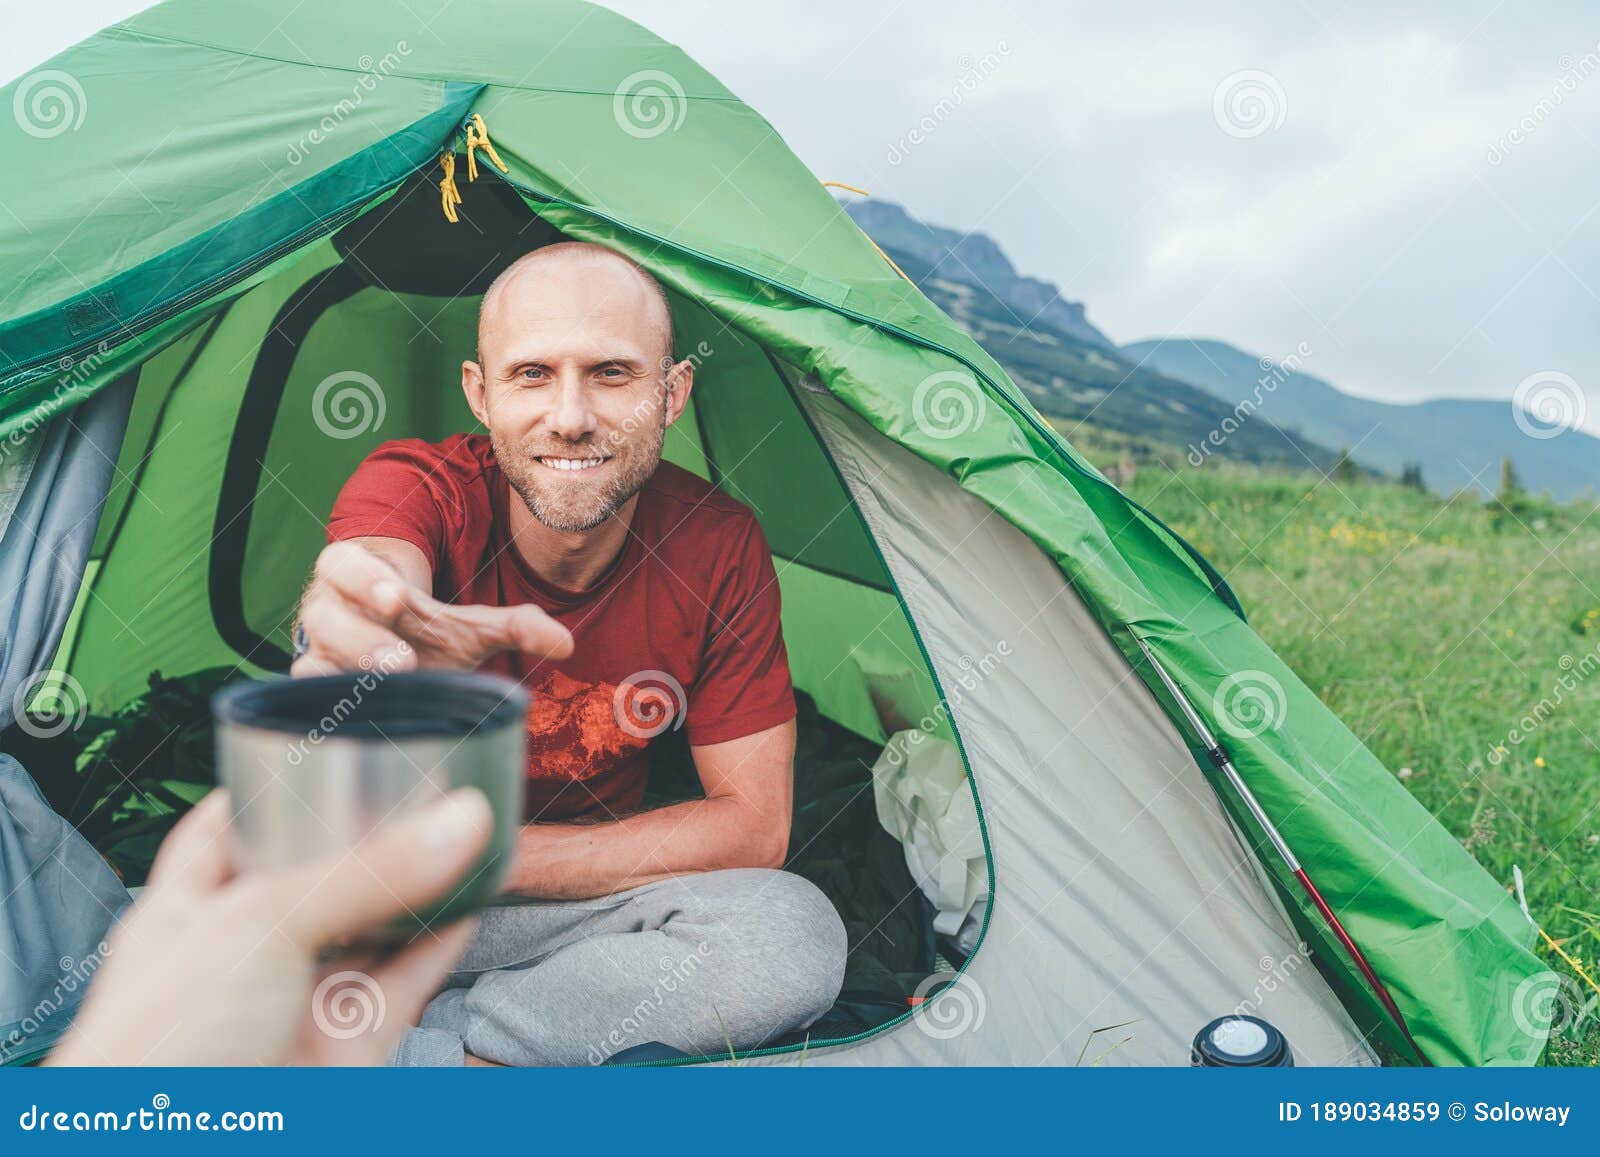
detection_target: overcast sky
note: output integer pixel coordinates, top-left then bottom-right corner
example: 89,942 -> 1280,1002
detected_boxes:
6,0 -> 1598,428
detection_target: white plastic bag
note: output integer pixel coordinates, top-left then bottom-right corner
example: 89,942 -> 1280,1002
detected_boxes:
871,730 -> 988,940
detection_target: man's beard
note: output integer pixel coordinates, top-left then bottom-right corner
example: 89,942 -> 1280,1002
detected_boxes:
493,417 -> 666,533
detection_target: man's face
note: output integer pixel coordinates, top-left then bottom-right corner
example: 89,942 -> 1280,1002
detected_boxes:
463,254 -> 690,533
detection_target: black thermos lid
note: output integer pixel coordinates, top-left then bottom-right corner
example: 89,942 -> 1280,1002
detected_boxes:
1191,1015 -> 1294,1067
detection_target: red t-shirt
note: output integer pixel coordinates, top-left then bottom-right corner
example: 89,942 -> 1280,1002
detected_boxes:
326,434 -> 796,822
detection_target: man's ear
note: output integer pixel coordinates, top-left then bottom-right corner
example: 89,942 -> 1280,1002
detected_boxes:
461,360 -> 489,426
662,358 -> 695,429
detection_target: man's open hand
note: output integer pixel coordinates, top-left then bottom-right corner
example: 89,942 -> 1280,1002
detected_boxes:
291,540 -> 573,677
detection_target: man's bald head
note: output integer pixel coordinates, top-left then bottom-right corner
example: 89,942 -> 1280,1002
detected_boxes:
477,241 -> 674,365
463,240 -> 695,534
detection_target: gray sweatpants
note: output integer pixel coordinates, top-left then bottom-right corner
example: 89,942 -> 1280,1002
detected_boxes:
391,868 -> 848,1066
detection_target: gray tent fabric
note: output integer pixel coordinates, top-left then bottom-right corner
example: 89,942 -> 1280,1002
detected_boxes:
0,378 -> 136,1064
746,380 -> 1375,1066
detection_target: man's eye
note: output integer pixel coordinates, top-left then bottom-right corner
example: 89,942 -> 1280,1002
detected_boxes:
598,366 -> 626,379
520,368 -> 546,382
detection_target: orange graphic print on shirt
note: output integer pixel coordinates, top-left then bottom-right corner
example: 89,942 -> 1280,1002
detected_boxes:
522,669 -> 652,783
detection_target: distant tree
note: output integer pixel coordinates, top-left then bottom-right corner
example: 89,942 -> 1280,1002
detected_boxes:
1399,462 -> 1426,491
1490,455 -> 1533,532
1332,446 -> 1362,485
1498,456 -> 1522,499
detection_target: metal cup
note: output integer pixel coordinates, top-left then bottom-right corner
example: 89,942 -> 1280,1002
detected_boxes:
211,669 -> 527,941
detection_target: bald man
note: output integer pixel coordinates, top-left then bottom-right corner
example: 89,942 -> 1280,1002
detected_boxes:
293,242 -> 846,1066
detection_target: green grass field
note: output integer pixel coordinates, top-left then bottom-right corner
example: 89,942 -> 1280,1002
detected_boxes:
1073,427 -> 1600,1064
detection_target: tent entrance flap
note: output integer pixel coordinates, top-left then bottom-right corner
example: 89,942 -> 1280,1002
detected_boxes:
788,382 -> 1376,1066
24,173 -> 975,1065
64,169 -> 921,723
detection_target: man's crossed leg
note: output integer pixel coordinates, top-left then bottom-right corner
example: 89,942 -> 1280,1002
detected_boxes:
393,868 -> 847,1066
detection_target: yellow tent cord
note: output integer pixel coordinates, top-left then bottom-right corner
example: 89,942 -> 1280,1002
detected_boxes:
1539,925 -> 1600,1000
822,179 -> 911,283
438,152 -> 462,223
465,113 -> 509,182
437,114 -> 508,222
864,238 -> 911,283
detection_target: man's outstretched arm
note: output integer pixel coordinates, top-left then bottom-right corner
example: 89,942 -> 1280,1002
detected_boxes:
293,539 -> 573,676
296,538 -> 792,900
500,719 -> 796,900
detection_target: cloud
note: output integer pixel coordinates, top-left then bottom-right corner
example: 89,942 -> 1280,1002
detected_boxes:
5,0 -> 1595,427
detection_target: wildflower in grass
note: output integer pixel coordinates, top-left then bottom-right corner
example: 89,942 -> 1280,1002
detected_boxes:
1535,756 -> 1547,768
1463,807 -> 1499,852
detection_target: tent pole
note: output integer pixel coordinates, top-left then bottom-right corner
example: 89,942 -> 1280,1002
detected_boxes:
1133,637 -> 1431,1066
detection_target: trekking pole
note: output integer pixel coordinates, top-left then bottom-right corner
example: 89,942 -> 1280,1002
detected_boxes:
1133,636 -> 1431,1066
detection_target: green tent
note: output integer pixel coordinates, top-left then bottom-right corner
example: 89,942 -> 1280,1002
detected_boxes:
0,0 -> 1554,1066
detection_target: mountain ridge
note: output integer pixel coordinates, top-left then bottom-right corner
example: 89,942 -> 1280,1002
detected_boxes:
843,199 -> 1113,348
1124,337 -> 1600,500
839,196 -> 1597,500
841,198 -> 1352,475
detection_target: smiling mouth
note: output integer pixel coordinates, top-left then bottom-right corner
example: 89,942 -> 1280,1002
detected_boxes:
534,454 -> 612,473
